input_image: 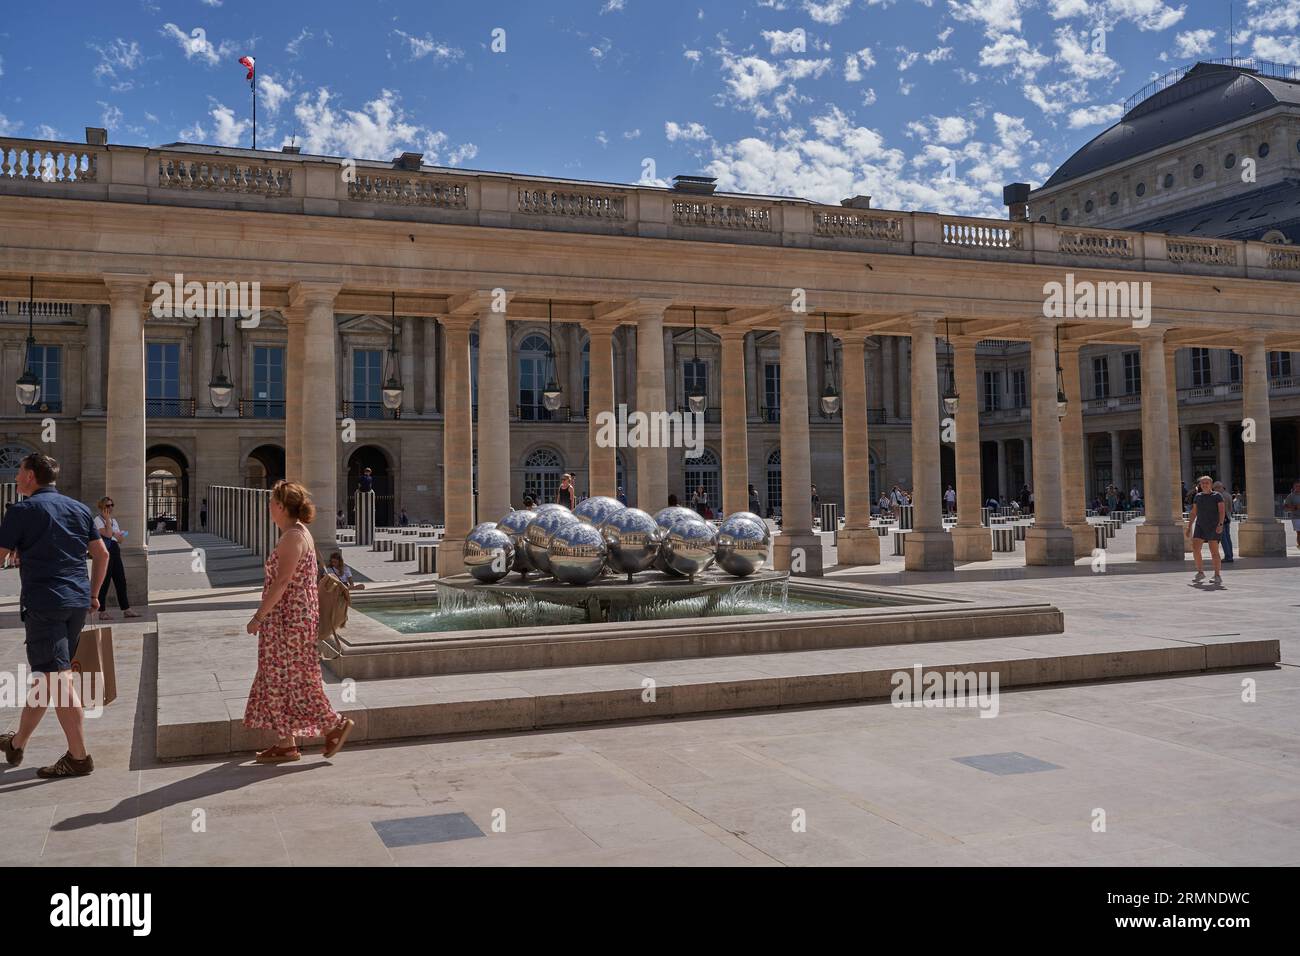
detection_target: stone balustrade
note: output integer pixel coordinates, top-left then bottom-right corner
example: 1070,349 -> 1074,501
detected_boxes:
2,135 -> 1300,282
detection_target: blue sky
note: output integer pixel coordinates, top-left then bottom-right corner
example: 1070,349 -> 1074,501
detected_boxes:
1,0 -> 1297,216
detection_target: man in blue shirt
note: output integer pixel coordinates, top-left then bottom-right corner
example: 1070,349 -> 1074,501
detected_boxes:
0,453 -> 109,778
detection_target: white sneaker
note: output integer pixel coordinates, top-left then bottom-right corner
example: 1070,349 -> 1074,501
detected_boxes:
1212,573 -> 1222,585
1193,571 -> 1205,582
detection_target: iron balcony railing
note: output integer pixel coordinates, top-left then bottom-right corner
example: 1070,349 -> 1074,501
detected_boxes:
145,397 -> 196,417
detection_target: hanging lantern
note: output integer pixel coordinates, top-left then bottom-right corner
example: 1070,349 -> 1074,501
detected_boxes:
382,291 -> 404,414
542,300 -> 563,412
1055,324 -> 1068,420
207,314 -> 234,412
941,316 -> 959,416
15,276 -> 41,408
819,312 -> 840,416
686,306 -> 708,414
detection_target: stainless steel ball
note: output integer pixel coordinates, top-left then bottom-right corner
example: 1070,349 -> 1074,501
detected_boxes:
716,515 -> 770,577
463,525 -> 515,583
524,510 -> 575,575
725,511 -> 767,529
534,503 -> 573,515
662,517 -> 717,578
601,507 -> 662,577
654,506 -> 699,531
575,495 -> 625,529
548,521 -> 608,585
497,509 -> 537,573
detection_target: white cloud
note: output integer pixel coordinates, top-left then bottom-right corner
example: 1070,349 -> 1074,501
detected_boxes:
1253,34 -> 1300,61
684,48 -> 702,62
601,0 -> 626,12
259,74 -> 292,115
716,49 -> 833,117
1102,0 -> 1186,31
1054,26 -> 1119,80
1047,0 -> 1091,16
209,103 -> 250,147
393,31 -> 464,62
925,46 -> 954,63
201,0 -> 223,6
1068,102 -> 1124,127
160,23 -> 240,67
287,28 -> 312,58
665,120 -> 710,141
948,0 -> 1028,33
91,38 -> 143,84
803,0 -> 853,24
293,87 -> 473,164
624,128 -> 642,139
99,102 -> 124,130
1173,28 -> 1215,58
763,29 -> 808,55
596,130 -> 609,147
0,114 -> 21,135
34,124 -> 62,140
897,48 -> 921,70
862,87 -> 878,105
980,32 -> 1051,77
590,38 -> 613,62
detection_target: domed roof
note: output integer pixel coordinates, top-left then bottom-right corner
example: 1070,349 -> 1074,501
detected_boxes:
1040,62 -> 1300,190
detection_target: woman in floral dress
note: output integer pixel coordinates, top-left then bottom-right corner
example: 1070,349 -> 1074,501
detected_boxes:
244,480 -> 354,764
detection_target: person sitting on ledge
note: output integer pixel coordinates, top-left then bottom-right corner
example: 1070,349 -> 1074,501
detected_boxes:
324,551 -> 364,591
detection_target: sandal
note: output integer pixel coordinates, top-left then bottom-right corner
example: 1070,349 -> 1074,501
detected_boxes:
323,718 -> 355,759
254,743 -> 301,764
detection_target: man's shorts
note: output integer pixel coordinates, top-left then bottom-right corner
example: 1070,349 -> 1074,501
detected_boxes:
1291,518 -> 1300,532
22,607 -> 89,673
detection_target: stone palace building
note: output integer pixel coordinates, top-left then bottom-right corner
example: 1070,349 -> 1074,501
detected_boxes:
2,58 -> 1299,597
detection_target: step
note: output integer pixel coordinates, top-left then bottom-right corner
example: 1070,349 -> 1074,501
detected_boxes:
155,627 -> 1279,759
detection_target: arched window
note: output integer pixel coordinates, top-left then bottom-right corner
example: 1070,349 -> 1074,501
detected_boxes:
684,448 -> 720,514
524,448 -> 564,504
518,334 -> 552,421
0,444 -> 34,482
766,448 -> 782,519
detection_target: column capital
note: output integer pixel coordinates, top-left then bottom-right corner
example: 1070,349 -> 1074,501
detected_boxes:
836,327 -> 871,345
439,312 -> 477,332
950,334 -> 980,353
715,323 -> 750,341
1135,323 -> 1172,341
909,311 -> 941,333
1231,330 -> 1267,352
288,280 -> 342,310
780,310 -> 807,330
626,297 -> 674,322
447,288 -> 512,317
102,272 -> 153,303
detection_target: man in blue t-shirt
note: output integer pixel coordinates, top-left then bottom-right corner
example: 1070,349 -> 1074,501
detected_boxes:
0,453 -> 109,778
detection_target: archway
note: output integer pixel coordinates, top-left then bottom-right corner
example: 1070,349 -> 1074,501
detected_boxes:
348,445 -> 394,526
523,447 -> 564,505
684,447 -> 720,515
146,444 -> 189,533
245,444 -> 285,490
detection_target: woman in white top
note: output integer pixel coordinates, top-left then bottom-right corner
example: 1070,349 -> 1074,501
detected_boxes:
94,496 -> 139,618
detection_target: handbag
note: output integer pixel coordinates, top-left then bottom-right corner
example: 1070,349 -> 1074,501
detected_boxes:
71,625 -> 117,707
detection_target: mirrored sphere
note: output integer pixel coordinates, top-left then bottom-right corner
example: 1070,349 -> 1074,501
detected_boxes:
463,525 -> 515,583
524,510 -> 575,575
654,506 -> 698,531
534,503 -> 573,515
602,507 -> 662,576
575,495 -> 625,529
662,517 -> 717,578
497,509 -> 537,573
725,511 -> 766,529
548,521 -> 608,585
716,515 -> 770,577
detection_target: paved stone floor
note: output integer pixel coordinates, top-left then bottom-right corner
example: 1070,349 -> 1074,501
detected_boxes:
2,522 -> 1299,866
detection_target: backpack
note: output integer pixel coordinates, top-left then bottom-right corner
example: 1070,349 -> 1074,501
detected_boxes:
317,569 -> 352,660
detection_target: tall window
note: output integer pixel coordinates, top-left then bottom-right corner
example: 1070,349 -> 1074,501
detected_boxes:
765,448 -> 782,517
470,331 -> 479,411
146,342 -> 181,416
1229,351 -> 1242,383
763,363 -> 781,421
1269,351 -> 1292,379
1092,356 -> 1110,398
523,448 -> 563,503
352,349 -> 384,419
1011,369 -> 1027,408
24,345 -> 62,413
1191,348 -> 1212,387
1123,351 -> 1141,394
684,448 -> 720,511
518,333 -> 552,420
581,339 -> 590,416
982,370 -> 1001,411
683,358 -> 707,410
251,346 -> 284,418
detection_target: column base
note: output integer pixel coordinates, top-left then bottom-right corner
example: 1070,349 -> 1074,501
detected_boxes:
1026,526 -> 1076,566
117,547 -> 149,610
773,532 -> 824,576
1136,523 -> 1185,562
951,526 -> 992,562
834,528 -> 880,566
436,538 -> 467,577
903,530 -> 954,571
1237,520 -> 1287,558
1069,523 -> 1094,558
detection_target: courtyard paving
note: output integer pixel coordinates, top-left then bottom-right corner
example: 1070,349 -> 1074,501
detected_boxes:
1,522 -> 1298,866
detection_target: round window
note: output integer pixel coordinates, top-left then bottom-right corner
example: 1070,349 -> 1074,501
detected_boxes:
1193,163 -> 1204,179
1136,182 -> 1146,197
1109,191 -> 1118,205
1259,142 -> 1270,158
1224,153 -> 1236,169
1085,199 -> 1094,213
1163,173 -> 1174,188
1061,208 -> 1071,222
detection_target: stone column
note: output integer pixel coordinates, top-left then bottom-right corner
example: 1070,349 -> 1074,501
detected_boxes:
719,326 -> 751,516
422,318 -> 439,416
951,338 -> 991,561
400,316 -> 416,409
1237,334 -> 1286,555
1218,420 -> 1233,490
905,315 -> 954,571
1024,323 -> 1074,565
837,331 -> 880,565
897,337 -> 912,421
1060,343 -> 1092,556
1135,328 -> 1184,560
438,314 -> 475,575
773,313 -> 822,574
197,314 -> 213,414
289,282 -> 340,552
1024,436 -> 1033,486
103,274 -> 151,607
1110,430 -> 1124,494
1180,425 -> 1194,489
584,319 -> 618,498
634,305 -> 670,512
744,332 -> 759,419
477,306 -> 512,521
881,336 -> 896,420
1166,346 -> 1184,520
84,304 -> 104,413
284,309 -> 306,480
996,438 -> 1007,501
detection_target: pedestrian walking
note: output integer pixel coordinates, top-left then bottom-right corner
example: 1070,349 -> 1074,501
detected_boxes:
556,473 -> 577,510
1213,480 -> 1234,562
1186,475 -> 1226,586
93,496 -> 139,619
1283,481 -> 1300,550
199,497 -> 208,532
944,485 -> 956,515
748,484 -> 762,516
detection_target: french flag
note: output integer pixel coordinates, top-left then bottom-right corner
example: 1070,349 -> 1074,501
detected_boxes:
238,55 -> 255,86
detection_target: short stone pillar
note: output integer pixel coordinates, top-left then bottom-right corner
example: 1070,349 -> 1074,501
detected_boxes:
355,490 -> 376,546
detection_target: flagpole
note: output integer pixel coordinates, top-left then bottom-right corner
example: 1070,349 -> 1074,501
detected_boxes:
252,70 -> 257,150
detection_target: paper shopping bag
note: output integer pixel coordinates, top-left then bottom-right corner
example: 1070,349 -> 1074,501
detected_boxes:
71,625 -> 117,707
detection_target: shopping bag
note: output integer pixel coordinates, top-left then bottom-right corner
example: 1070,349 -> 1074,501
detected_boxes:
71,625 -> 117,707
